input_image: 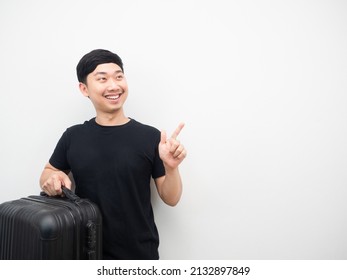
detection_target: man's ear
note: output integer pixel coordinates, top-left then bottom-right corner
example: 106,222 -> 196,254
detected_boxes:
79,82 -> 89,98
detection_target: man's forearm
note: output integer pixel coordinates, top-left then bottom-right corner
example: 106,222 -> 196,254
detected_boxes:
158,167 -> 183,206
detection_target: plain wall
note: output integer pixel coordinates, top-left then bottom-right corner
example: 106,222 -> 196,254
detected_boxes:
0,0 -> 346,259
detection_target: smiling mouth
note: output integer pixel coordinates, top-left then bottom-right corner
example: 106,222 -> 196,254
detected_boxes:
104,93 -> 122,100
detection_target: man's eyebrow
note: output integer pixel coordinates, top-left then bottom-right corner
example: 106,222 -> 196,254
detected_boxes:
94,70 -> 123,76
94,71 -> 107,75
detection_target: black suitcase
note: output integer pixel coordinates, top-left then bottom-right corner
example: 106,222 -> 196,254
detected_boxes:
0,187 -> 102,259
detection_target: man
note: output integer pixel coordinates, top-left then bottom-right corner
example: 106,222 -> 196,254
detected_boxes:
39,49 -> 187,259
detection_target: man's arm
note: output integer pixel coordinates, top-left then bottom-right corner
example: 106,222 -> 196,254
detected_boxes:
155,169 -> 182,206
155,123 -> 187,206
39,162 -> 71,196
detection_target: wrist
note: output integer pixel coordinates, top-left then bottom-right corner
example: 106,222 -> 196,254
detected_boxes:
164,165 -> 179,175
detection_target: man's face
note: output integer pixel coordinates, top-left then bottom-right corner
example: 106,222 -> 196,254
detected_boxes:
79,63 -> 128,114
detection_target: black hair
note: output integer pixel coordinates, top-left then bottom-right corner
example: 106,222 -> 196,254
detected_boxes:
76,49 -> 124,83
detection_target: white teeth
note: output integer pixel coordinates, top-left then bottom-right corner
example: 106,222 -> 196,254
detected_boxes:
105,95 -> 120,100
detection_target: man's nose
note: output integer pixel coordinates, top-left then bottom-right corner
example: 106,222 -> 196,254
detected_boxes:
107,78 -> 120,90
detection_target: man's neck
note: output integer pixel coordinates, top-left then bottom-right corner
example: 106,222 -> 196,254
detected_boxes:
95,111 -> 130,126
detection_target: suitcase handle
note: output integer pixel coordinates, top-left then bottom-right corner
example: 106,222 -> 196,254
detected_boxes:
40,186 -> 81,202
61,186 -> 81,202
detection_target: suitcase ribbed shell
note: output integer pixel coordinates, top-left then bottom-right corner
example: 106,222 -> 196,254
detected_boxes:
0,192 -> 102,260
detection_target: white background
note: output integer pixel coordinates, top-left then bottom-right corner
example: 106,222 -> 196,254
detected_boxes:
0,0 -> 346,260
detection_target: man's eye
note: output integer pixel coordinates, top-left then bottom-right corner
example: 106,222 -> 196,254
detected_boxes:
97,77 -> 106,81
116,75 -> 123,80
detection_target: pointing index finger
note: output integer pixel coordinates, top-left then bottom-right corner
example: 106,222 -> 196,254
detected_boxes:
171,122 -> 185,139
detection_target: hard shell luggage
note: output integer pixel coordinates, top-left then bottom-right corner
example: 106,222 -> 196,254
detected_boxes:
0,187 -> 102,260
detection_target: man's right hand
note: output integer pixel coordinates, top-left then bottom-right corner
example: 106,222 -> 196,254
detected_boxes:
40,163 -> 71,196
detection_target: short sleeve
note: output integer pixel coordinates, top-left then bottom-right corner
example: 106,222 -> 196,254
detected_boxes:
152,132 -> 165,179
49,130 -> 71,171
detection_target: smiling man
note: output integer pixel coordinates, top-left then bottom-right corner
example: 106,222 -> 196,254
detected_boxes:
39,49 -> 187,260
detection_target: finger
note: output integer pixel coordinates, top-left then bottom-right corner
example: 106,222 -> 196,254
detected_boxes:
169,139 -> 180,153
160,130 -> 167,144
53,176 -> 63,195
42,179 -> 55,196
173,144 -> 185,158
41,183 -> 50,196
171,122 -> 185,140
61,175 -> 72,190
56,173 -> 72,194
177,149 -> 187,160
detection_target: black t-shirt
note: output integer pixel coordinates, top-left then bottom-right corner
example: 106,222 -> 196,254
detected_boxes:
49,118 -> 165,259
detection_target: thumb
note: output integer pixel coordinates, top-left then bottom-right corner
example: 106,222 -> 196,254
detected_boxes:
60,172 -> 72,190
160,130 -> 167,145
